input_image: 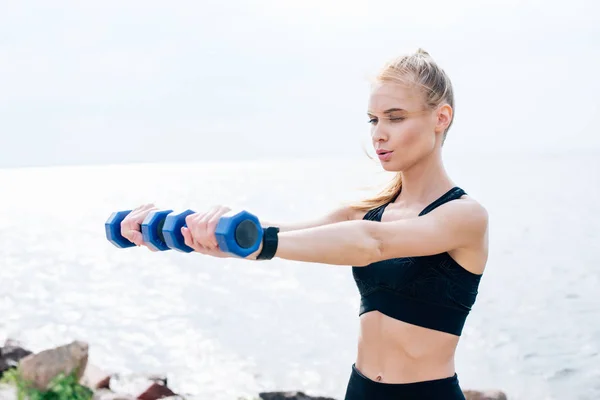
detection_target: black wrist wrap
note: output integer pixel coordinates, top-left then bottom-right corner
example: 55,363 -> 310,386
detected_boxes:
256,227 -> 279,260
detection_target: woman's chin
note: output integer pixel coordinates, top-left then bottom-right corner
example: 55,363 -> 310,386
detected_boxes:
379,161 -> 400,172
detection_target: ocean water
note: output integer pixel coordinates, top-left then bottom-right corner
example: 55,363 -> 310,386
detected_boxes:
0,151 -> 598,400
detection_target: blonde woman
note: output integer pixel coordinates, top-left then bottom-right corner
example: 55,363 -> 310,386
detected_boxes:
122,48 -> 489,399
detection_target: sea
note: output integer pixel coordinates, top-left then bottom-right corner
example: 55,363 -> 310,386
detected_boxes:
0,150 -> 598,400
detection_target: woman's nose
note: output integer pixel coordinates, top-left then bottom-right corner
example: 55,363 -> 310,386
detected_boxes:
371,124 -> 388,142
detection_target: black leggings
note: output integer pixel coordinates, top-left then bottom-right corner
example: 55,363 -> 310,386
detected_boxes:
344,364 -> 466,400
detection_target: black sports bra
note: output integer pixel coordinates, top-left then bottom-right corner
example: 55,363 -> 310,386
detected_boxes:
352,187 -> 482,336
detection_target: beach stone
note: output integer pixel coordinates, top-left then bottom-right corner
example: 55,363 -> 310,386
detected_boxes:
18,340 -> 89,391
463,389 -> 508,400
0,339 -> 32,374
108,373 -> 176,400
145,373 -> 168,387
259,392 -> 337,400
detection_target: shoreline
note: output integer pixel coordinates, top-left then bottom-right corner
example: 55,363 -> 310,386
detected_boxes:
0,339 -> 508,400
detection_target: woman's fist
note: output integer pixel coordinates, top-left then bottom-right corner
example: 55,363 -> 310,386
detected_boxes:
120,203 -> 159,251
181,205 -> 233,257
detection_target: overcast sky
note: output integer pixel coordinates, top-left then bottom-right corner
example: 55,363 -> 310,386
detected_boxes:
1,0 -> 598,167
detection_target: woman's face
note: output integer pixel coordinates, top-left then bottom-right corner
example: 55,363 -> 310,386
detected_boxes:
367,81 -> 449,172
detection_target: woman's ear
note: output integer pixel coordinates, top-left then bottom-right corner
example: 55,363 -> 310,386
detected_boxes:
435,104 -> 453,134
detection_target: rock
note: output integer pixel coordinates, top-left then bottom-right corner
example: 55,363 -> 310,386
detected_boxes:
109,373 -> 177,400
18,340 -> 89,391
144,373 -> 168,387
80,363 -> 112,390
259,392 -> 337,400
0,339 -> 33,374
463,390 -> 508,400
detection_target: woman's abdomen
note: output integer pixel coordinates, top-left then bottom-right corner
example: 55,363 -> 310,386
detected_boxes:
355,310 -> 459,383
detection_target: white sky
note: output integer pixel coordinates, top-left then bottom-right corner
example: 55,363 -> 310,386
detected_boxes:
1,0 -> 598,167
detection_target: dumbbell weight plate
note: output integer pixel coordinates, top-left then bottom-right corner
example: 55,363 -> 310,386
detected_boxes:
141,210 -> 173,251
105,210 -> 136,248
162,209 -> 196,253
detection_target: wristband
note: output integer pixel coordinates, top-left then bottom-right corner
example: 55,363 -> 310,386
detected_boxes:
256,227 -> 279,260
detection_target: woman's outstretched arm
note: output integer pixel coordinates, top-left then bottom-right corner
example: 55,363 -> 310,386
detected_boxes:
180,204 -> 362,256
273,198 -> 488,266
181,199 -> 487,266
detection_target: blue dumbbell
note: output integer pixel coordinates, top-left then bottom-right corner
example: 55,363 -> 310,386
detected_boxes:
162,209 -> 263,257
105,210 -> 137,248
105,209 -> 173,251
141,209 -> 173,251
161,209 -> 196,253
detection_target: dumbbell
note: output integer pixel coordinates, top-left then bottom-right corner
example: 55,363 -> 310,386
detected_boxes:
104,209 -> 173,251
105,209 -> 263,257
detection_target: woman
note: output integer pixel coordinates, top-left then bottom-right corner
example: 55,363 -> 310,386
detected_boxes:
121,48 -> 489,399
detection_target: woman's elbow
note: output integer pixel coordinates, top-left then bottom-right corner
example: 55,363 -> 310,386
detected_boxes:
355,237 -> 384,267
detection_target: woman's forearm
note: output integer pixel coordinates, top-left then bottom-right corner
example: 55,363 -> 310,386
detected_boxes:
274,220 -> 380,266
261,205 -> 354,233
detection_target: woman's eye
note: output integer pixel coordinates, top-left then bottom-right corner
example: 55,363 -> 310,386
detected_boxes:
368,118 -> 377,125
389,117 -> 405,122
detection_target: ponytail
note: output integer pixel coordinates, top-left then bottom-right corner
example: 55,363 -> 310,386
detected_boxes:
350,173 -> 402,212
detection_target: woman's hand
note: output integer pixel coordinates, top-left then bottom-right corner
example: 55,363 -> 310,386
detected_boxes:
120,203 -> 160,251
181,205 -> 263,259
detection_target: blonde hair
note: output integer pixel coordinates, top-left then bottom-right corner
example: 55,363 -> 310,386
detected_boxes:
350,48 -> 455,212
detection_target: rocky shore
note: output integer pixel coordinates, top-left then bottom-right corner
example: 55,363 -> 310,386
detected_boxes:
0,339 -> 508,400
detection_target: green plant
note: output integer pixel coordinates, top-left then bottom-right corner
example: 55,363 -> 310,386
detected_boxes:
0,367 -> 93,400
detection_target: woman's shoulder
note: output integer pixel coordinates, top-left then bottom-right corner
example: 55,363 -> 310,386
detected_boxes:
456,193 -> 488,222
442,193 -> 489,241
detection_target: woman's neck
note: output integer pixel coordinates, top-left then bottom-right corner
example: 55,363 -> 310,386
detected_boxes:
396,148 -> 454,207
